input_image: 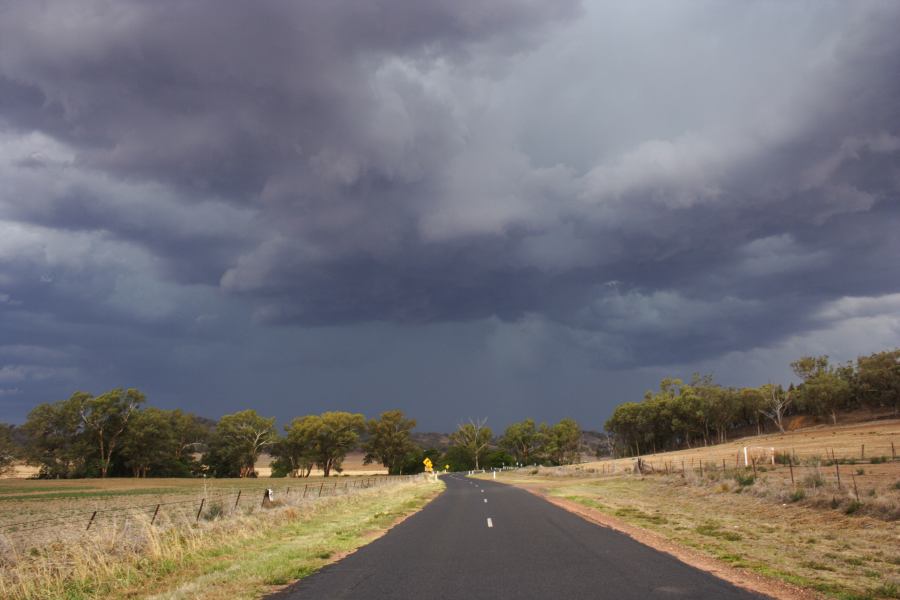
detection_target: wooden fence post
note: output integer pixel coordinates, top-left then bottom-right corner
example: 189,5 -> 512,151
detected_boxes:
151,504 -> 161,525
86,511 -> 97,531
196,498 -> 206,522
834,462 -> 842,489
851,474 -> 860,502
234,490 -> 242,510
699,459 -> 703,478
788,460 -> 794,485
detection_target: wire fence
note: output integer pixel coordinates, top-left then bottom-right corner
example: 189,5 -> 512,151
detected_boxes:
522,440 -> 900,509
0,474 -> 422,543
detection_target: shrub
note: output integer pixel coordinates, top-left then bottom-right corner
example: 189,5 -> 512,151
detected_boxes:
871,582 -> 899,598
802,471 -> 825,488
870,455 -> 887,464
789,489 -> 806,502
203,501 -> 225,521
734,472 -> 755,487
844,500 -> 863,515
856,468 -> 865,476
774,452 -> 796,465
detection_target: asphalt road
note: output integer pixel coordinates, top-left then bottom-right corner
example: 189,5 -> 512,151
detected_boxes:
269,474 -> 769,599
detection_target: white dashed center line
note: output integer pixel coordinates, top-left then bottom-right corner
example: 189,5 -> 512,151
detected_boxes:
483,498 -> 487,503
486,518 -> 493,528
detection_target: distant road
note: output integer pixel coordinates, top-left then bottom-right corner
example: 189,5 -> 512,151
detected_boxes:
269,474 -> 769,599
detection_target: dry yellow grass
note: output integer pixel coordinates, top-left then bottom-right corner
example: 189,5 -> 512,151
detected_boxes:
253,451 -> 387,477
582,418 -> 899,473
0,475 -> 406,552
0,476 -> 441,600
485,472 -> 899,599
482,419 -> 900,599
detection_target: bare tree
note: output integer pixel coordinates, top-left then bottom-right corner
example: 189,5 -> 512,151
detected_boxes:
450,418 -> 492,470
758,384 -> 792,433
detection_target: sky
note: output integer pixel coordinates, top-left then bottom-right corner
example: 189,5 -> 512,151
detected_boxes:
1,1 -> 899,431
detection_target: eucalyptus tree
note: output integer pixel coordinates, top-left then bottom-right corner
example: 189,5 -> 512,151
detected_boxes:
500,419 -> 544,465
856,349 -> 900,415
205,409 -> 276,477
450,418 -> 492,470
78,388 -> 145,478
309,412 -> 366,476
21,395 -> 88,477
364,410 -> 418,475
0,423 -> 17,476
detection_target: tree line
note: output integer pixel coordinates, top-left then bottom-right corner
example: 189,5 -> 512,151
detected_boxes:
0,390 -> 586,478
604,349 -> 900,457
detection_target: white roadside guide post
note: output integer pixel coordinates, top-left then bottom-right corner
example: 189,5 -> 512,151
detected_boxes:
493,470 -> 496,480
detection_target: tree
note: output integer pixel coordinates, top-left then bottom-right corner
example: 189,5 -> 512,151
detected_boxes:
449,418 -> 492,470
737,387 -> 767,435
500,419 -> 543,465
792,356 -> 851,424
78,388 -> 145,478
707,387 -> 740,444
790,356 -> 830,381
22,394 -> 91,478
0,423 -> 17,476
441,445 -> 476,472
120,408 -> 174,477
169,410 -> 211,467
605,402 -> 644,457
482,449 -> 516,469
759,384 -> 793,433
271,415 -> 319,477
205,410 -> 276,477
308,412 -> 366,477
543,418 -> 582,465
363,410 -> 417,475
856,349 -> 900,415
120,408 -> 208,477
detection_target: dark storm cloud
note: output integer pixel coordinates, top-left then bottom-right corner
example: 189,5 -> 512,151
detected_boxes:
1,1 -> 900,426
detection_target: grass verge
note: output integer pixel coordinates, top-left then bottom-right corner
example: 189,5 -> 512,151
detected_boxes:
483,473 -> 899,600
1,478 -> 443,600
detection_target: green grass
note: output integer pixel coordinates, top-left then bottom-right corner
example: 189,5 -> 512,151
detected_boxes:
613,506 -> 669,525
561,495 -> 609,511
695,522 -> 743,541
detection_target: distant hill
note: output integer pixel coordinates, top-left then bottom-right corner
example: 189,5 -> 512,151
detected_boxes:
410,429 -> 609,459
411,431 -> 452,450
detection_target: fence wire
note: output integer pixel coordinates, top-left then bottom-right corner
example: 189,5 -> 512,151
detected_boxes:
0,475 -> 421,542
